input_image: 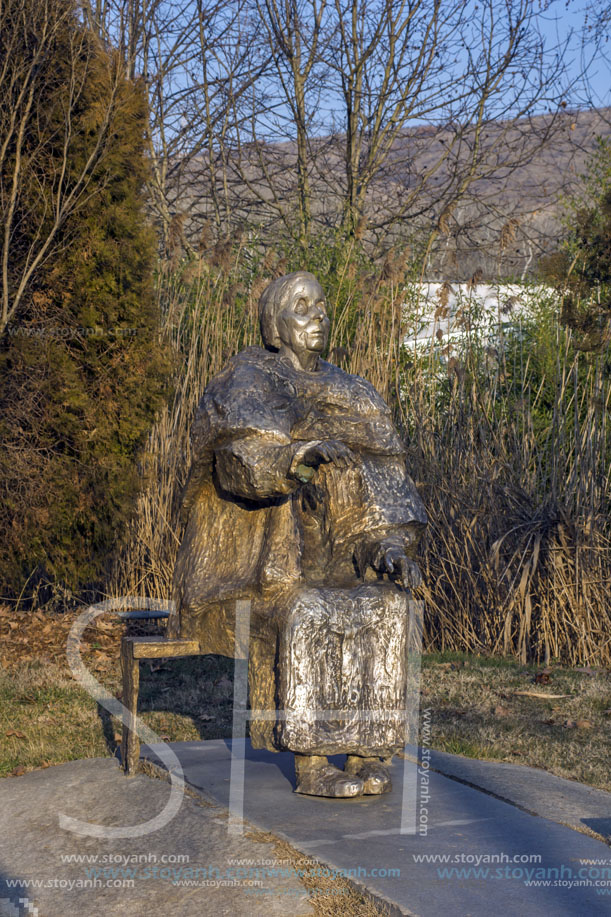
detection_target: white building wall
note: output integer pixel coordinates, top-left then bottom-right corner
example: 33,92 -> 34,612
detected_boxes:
402,282 -> 555,350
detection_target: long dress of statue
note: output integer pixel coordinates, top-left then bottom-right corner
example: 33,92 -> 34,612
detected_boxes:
168,271 -> 427,797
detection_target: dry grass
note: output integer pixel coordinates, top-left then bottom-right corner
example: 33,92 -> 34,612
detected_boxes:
110,247 -> 261,600
1,605 -> 609,793
405,312 -> 611,667
420,652 -> 611,791
243,829 -> 391,917
0,661 -> 112,776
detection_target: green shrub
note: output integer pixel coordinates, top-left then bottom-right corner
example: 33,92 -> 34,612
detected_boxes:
0,5 -> 171,602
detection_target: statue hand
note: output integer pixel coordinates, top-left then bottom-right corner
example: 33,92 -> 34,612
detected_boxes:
302,440 -> 355,469
377,543 -> 422,590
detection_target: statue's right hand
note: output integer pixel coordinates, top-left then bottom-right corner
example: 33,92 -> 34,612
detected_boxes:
302,440 -> 355,469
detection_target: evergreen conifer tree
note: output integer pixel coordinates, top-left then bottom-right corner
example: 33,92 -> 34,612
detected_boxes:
0,1 -> 171,601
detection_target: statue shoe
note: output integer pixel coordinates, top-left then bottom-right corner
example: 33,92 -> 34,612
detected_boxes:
344,757 -> 392,795
295,762 -> 364,798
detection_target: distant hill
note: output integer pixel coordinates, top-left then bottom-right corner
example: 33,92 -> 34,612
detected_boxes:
387,108 -> 611,280
175,108 -> 611,282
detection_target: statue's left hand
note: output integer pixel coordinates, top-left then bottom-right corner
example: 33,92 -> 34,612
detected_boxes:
374,542 -> 422,590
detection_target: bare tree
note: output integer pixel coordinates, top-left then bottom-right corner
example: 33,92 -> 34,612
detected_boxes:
575,0 -> 611,119
253,0 -> 327,247
80,0 -> 606,270
323,0 -> 579,254
0,0 -> 129,335
82,0 -> 269,250
217,0 -> 590,263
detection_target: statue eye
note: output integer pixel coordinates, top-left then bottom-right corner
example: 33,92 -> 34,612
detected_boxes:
294,298 -> 308,314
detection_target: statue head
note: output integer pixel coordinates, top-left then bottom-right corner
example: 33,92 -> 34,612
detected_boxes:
259,271 -> 330,357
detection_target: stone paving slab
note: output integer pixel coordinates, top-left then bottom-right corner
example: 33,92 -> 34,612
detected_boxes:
0,758 -> 313,917
402,744 -> 611,842
143,739 -> 611,917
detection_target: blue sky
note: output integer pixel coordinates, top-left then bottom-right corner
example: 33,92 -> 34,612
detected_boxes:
538,0 -> 610,109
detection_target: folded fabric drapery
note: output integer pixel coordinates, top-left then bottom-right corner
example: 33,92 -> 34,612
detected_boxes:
276,585 -> 410,757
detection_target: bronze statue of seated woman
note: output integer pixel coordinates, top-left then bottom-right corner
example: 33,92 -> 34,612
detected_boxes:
168,271 -> 427,797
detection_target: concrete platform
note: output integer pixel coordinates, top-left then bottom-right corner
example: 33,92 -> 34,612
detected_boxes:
143,739 -> 611,917
402,744 -> 611,842
0,758 -> 312,917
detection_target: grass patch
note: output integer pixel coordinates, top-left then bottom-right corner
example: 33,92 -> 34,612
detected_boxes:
244,829 -> 391,917
1,607 -> 609,795
0,662 -> 112,776
0,654 -> 238,778
432,736 -> 498,759
420,653 -> 611,791
0,607 -> 238,777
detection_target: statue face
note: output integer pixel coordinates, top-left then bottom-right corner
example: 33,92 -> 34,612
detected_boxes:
276,276 -> 330,356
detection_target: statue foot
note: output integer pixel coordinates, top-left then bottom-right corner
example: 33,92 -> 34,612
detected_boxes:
344,756 -> 392,795
294,756 -> 364,798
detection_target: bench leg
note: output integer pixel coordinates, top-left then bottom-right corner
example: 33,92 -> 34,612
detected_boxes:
120,639 -> 140,775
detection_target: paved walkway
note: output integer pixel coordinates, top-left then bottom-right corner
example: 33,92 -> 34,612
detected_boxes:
143,739 -> 611,917
2,746 -> 610,916
402,744 -> 611,842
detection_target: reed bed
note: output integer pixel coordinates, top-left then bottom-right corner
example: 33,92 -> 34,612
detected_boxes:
400,286 -> 611,666
110,243 -> 261,599
112,245 -> 611,665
